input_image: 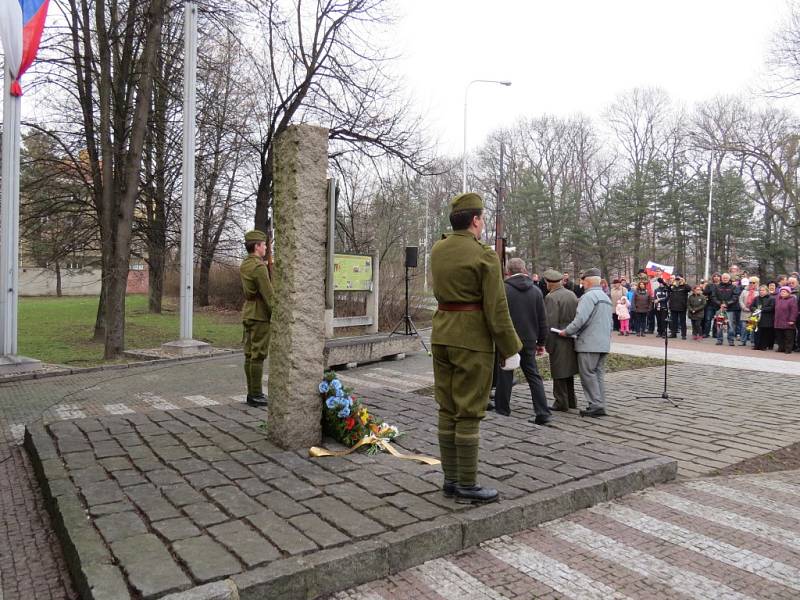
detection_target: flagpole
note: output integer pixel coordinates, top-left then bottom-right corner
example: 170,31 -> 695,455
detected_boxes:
0,64 -> 39,373
162,0 -> 209,356
1,65 -> 21,356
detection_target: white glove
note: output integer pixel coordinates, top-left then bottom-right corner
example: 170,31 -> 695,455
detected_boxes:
501,352 -> 520,371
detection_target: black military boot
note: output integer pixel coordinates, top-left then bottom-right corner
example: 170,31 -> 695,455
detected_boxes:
442,480 -> 456,498
246,393 -> 268,407
454,484 -> 499,504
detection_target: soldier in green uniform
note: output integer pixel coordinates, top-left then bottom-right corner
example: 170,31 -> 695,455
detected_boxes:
240,230 -> 274,408
430,192 -> 522,504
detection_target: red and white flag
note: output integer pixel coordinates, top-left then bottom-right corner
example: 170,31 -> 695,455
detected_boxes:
645,260 -> 674,281
0,0 -> 50,96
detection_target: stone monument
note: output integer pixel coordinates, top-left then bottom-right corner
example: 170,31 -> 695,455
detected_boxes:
267,124 -> 329,449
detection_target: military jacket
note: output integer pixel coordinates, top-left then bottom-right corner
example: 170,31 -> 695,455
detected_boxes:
430,231 -> 521,357
240,255 -> 274,322
543,286 -> 579,379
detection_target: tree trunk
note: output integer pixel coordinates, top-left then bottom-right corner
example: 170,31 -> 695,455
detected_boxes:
148,248 -> 164,313
93,271 -> 106,341
197,255 -> 212,307
55,262 -> 62,297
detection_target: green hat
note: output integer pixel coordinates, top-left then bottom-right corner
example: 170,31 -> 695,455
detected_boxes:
543,269 -> 563,282
449,192 -> 483,214
244,230 -> 267,243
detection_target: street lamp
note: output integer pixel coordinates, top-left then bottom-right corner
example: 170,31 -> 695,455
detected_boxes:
462,79 -> 512,192
704,152 -> 714,281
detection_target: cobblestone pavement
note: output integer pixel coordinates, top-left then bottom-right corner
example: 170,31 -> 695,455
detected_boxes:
329,468 -> 800,600
1,347 -> 798,598
26,384 -> 668,598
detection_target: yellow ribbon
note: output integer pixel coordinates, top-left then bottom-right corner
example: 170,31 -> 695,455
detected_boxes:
309,435 -> 441,465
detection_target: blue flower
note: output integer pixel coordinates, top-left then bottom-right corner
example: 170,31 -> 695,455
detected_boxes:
331,379 -> 342,390
338,406 -> 350,418
336,387 -> 344,397
345,396 -> 353,407
319,381 -> 329,394
325,397 -> 337,409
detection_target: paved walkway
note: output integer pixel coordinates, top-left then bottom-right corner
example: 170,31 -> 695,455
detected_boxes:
609,335 -> 800,375
330,468 -> 800,600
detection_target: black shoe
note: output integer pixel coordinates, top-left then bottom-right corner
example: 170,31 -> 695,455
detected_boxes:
681,336 -> 687,340
550,404 -> 569,412
529,416 -> 552,426
579,407 -> 607,418
246,393 -> 268,407
729,341 -> 735,346
486,401 -> 496,412
669,334 -> 677,338
454,484 -> 499,504
715,340 -> 723,345
443,480 -> 456,498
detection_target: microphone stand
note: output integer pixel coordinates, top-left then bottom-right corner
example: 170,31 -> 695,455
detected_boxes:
635,290 -> 682,407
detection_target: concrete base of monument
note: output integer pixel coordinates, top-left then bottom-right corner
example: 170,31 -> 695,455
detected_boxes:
160,339 -> 213,357
324,333 -> 421,368
0,354 -> 42,376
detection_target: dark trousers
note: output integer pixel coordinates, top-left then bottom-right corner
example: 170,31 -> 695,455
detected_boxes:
633,312 -> 648,333
690,318 -> 703,337
552,377 -> 577,410
703,304 -> 717,337
776,328 -> 796,353
655,308 -> 667,335
756,327 -> 775,350
647,307 -> 657,333
495,347 -> 550,418
670,310 -> 687,337
612,314 -> 620,331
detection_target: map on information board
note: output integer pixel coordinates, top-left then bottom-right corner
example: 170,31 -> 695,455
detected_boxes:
333,254 -> 373,291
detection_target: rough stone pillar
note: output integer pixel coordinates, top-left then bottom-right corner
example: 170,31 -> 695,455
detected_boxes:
267,124 -> 329,450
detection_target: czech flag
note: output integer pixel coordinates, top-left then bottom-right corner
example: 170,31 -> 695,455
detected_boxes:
0,0 -> 50,96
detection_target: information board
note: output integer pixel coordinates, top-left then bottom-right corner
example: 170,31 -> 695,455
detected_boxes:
333,254 -> 373,291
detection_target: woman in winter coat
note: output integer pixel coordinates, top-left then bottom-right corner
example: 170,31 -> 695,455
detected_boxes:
738,276 -> 759,346
752,284 -> 775,350
774,286 -> 798,353
632,281 -> 651,336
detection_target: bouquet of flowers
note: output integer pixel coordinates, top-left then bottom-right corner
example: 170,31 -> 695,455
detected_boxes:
318,371 -> 400,454
745,309 -> 761,333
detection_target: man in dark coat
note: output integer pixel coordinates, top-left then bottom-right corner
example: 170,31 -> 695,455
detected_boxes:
494,258 -> 550,424
666,274 -> 691,339
712,273 -> 741,346
543,269 -> 579,411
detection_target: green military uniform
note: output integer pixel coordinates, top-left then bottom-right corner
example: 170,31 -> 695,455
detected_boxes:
240,230 -> 274,402
430,193 -> 522,493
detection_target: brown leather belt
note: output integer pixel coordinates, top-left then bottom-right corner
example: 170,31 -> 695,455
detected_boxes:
437,302 -> 482,312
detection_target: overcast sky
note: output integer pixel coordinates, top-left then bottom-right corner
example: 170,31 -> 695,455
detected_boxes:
390,0 -> 794,156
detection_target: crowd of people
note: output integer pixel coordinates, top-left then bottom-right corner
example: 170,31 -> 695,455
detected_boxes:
530,265 -> 800,355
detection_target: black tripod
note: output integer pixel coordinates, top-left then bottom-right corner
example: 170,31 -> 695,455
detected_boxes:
389,263 -> 430,353
635,304 -> 682,406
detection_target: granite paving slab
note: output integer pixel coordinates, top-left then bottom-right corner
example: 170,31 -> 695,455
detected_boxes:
25,391 -> 675,599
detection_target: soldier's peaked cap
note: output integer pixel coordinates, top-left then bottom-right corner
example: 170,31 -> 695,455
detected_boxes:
543,269 -> 563,282
449,192 -> 483,214
244,230 -> 267,243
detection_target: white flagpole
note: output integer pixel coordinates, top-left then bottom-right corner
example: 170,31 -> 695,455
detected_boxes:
179,0 -> 197,340
1,65 -> 21,356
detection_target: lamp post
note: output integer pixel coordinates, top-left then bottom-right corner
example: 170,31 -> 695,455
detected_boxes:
462,79 -> 511,192
704,152 -> 714,281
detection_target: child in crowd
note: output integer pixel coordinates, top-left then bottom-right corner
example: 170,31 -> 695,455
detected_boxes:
774,286 -> 799,353
713,305 -> 729,343
616,295 -> 630,336
687,285 -> 707,340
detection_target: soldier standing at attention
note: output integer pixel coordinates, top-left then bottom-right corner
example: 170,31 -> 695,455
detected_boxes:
430,192 -> 522,505
240,230 -> 274,408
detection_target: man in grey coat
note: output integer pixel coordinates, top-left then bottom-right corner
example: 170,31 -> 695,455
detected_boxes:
559,268 -> 613,417
543,269 -> 579,411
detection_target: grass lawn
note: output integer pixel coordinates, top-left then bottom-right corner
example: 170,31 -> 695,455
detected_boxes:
18,295 -> 243,367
